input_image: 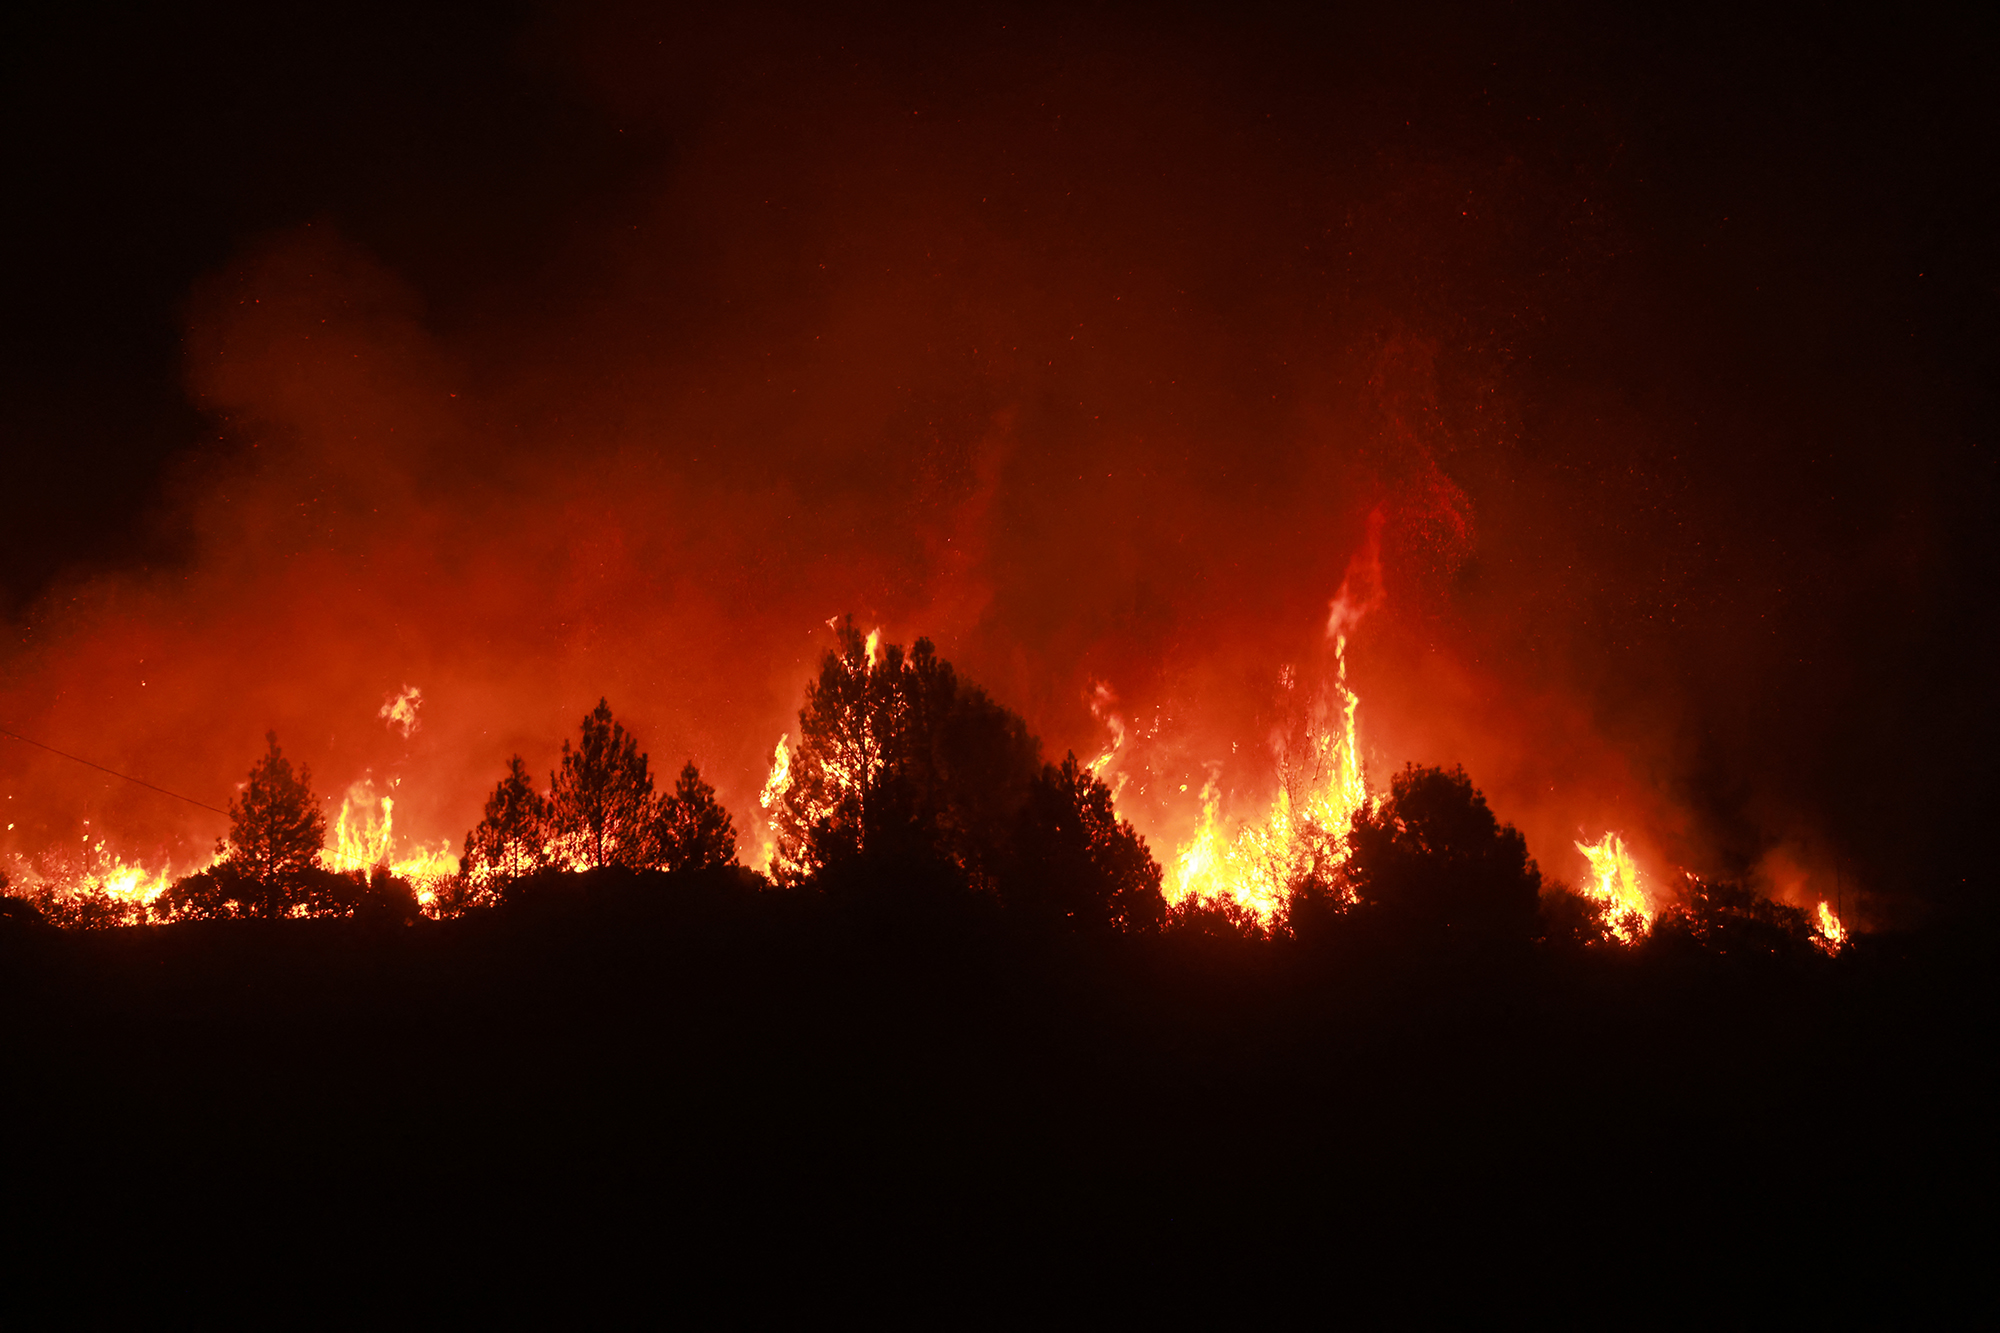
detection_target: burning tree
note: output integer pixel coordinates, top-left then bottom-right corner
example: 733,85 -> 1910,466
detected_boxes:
463,755 -> 552,883
549,699 -> 657,870
762,620 -> 1040,890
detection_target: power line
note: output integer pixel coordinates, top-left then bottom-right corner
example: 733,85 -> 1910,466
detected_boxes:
0,724 -> 230,817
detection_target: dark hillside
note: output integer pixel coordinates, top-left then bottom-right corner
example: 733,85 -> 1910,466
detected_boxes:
4,871 -> 1989,1317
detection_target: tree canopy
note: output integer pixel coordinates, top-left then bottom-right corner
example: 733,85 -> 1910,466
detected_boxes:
1343,763 -> 1541,941
655,761 -> 738,872
764,619 -> 1041,890
460,704 -> 737,888
220,731 -> 328,917
463,755 -> 550,883
549,698 -> 656,870
1003,752 -> 1165,932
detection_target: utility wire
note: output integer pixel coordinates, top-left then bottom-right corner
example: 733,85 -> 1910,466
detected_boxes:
0,724 -> 230,816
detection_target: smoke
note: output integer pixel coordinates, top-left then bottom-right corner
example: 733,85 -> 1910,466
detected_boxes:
3,6 -> 1977,917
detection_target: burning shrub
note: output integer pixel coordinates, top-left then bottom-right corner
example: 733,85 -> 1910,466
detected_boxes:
1647,877 -> 1819,960
0,883 -> 50,932
1342,763 -> 1542,943
353,866 -> 421,925
1163,892 -> 1268,943
155,862 -> 410,922
20,881 -> 129,929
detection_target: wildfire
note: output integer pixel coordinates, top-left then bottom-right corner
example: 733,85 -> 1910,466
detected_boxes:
1165,631 -> 1372,920
1573,832 -> 1652,943
758,733 -> 793,868
325,780 -> 458,884
1813,900 -> 1849,955
6,835 -> 205,927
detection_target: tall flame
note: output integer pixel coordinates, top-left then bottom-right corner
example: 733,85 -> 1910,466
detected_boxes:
323,780 -> 458,902
1573,832 -> 1652,943
1813,900 -> 1849,955
758,733 -> 793,870
1166,631 -> 1371,920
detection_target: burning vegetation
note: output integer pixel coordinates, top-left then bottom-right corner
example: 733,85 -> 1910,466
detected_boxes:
1,608 -> 1852,964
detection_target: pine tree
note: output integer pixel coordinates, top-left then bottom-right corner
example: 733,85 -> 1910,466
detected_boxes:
548,699 -> 656,869
766,619 -> 1039,888
222,732 -> 328,917
463,755 -> 551,883
656,761 -> 739,872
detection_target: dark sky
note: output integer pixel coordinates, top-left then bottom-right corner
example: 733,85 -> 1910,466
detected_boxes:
3,2 -> 1994,919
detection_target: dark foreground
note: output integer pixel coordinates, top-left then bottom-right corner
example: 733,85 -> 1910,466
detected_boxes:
4,872 -> 1993,1319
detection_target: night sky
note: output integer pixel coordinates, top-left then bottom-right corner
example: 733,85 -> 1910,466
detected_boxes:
3,2 -> 1994,921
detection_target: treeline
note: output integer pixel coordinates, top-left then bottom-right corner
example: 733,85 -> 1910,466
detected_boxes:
2,620 -> 1846,963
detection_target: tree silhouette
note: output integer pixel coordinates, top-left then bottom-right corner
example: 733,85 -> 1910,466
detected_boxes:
656,761 -> 738,872
1538,881 -> 1617,949
766,623 -> 892,882
549,699 -> 656,870
766,620 -> 1038,889
217,732 -> 328,917
1343,763 -> 1540,941
1003,752 -> 1164,931
1163,892 -> 1267,942
463,755 -> 551,883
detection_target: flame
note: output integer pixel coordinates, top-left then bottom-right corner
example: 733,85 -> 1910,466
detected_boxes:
323,780 -> 457,898
1085,681 -> 1126,777
1813,900 -> 1848,955
759,734 -> 792,812
94,856 -> 179,906
1573,832 -> 1652,943
378,684 -> 423,738
863,628 -> 882,670
758,732 -> 793,868
7,837 -> 204,926
1165,632 -> 1371,920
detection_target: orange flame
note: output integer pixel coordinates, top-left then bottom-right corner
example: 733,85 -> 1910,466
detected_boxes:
1166,632 -> 1371,920
758,733 -> 793,869
1813,900 -> 1849,955
1573,832 -> 1652,943
323,779 -> 457,905
7,835 -> 205,926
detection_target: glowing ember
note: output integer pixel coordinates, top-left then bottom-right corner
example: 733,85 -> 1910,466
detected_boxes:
1573,832 -> 1653,943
